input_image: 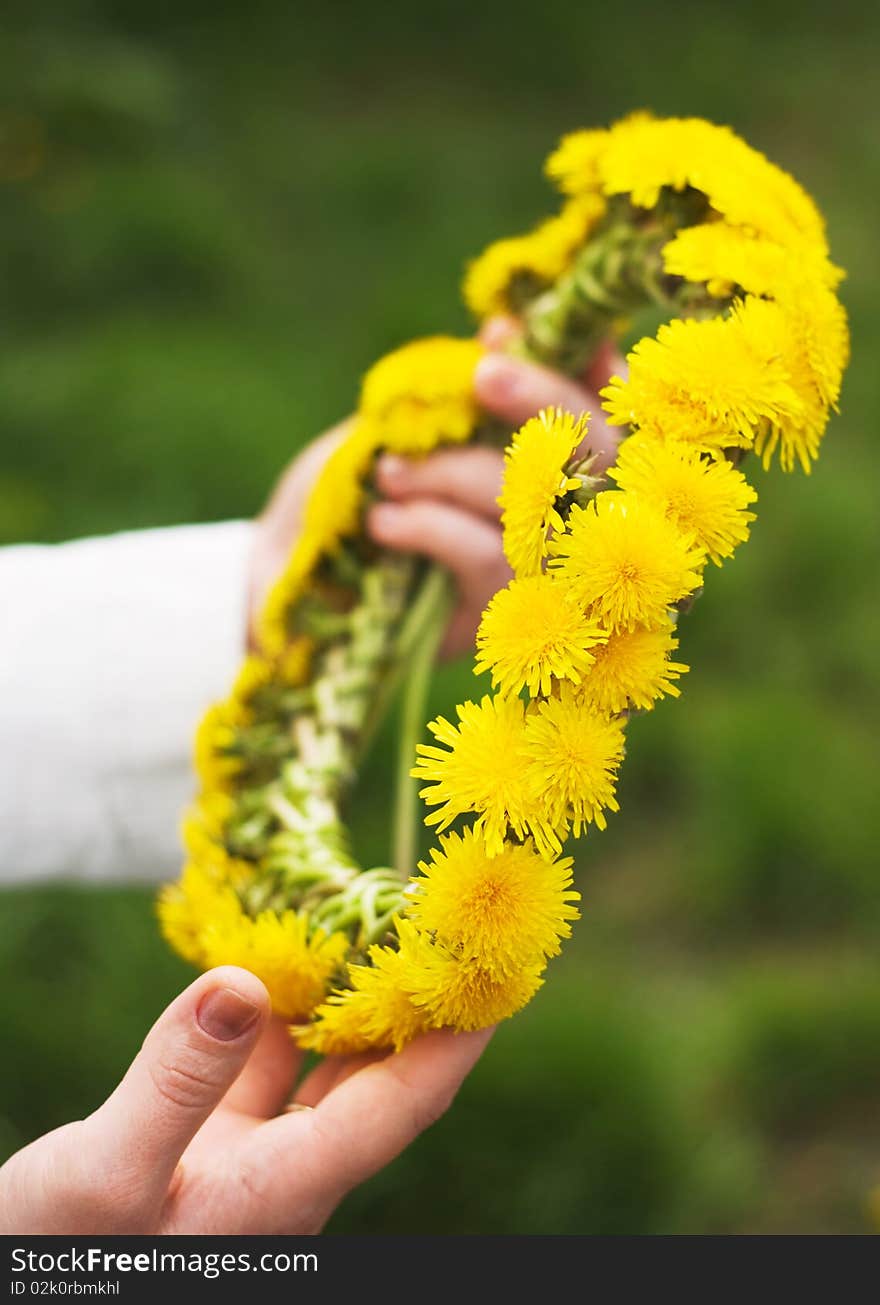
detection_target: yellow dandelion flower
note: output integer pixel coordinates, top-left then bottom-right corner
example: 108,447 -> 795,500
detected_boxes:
296,927 -> 427,1054
545,126 -> 611,196
474,573 -> 605,697
731,294 -> 844,472
601,310 -> 806,455
774,276 -> 850,411
523,687 -> 625,839
661,221 -> 842,300
548,114 -> 827,255
407,828 -> 579,975
157,862 -> 244,967
193,697 -> 251,792
498,407 -> 586,577
463,194 -> 606,318
201,909 -> 349,1021
180,790 -> 234,860
398,927 -> 545,1031
302,419 -> 375,544
256,531 -> 325,656
256,426 -> 379,657
231,638 -> 315,707
412,694 -> 554,857
277,635 -> 313,687
609,436 -> 757,565
180,800 -> 254,888
231,654 -> 274,705
574,620 -> 688,716
292,996 -> 375,1057
551,491 -> 704,632
358,336 -> 484,455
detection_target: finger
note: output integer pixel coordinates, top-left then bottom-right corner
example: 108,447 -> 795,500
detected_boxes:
367,499 -> 507,589
478,316 -> 521,349
369,499 -> 511,658
583,338 -> 627,393
294,1049 -> 387,1108
83,967 -> 268,1217
475,352 -> 591,427
374,447 -> 505,521
241,1028 -> 493,1229
475,353 -> 620,471
222,1015 -> 302,1118
306,1028 -> 492,1193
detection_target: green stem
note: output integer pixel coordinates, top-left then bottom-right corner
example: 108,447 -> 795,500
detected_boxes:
356,561 -> 451,765
391,566 -> 455,877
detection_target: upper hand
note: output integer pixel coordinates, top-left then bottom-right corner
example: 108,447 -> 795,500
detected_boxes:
250,318 -> 624,658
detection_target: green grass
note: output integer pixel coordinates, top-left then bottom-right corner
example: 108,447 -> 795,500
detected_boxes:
1,0 -> 879,1233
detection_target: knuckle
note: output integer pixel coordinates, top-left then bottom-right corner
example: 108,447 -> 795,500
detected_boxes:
148,1054 -> 219,1113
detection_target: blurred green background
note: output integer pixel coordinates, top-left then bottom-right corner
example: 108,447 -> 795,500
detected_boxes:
2,0 -> 878,1234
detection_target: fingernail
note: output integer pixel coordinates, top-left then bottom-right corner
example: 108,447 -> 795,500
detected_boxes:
197,987 -> 261,1041
368,502 -> 403,538
474,353 -> 521,399
377,453 -> 407,483
479,316 -> 520,349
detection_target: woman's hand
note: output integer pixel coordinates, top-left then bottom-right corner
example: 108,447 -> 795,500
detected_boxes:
0,967 -> 492,1234
249,320 -> 623,657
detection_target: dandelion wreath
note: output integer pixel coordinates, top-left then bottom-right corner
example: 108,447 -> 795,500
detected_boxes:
160,114 -> 849,1055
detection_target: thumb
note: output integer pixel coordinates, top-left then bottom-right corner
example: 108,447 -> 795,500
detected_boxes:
82,967 -> 268,1217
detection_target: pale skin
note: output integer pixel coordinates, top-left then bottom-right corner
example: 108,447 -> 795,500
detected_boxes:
0,320 -> 623,1234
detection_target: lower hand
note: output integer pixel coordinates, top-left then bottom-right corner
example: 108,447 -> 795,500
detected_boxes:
0,967 -> 491,1234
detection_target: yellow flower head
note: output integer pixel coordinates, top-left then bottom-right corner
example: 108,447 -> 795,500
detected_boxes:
302,419 -> 375,545
545,126 -> 611,196
358,336 -> 484,455
574,619 -> 688,717
548,114 -> 828,256
397,926 -> 546,1031
201,909 -> 349,1020
661,222 -> 842,300
292,994 -> 375,1057
601,311 -> 806,455
230,640 -> 314,706
256,531 -> 325,657
408,828 -> 579,975
231,654 -> 275,706
609,436 -> 757,566
193,697 -> 250,792
256,426 -> 379,657
157,862 -> 244,967
783,279 -> 850,413
551,491 -> 704,632
731,294 -> 845,473
463,195 -> 606,319
180,790 -> 234,861
412,694 -> 555,858
474,573 -> 606,697
523,687 -> 626,839
180,805 -> 254,889
498,407 -> 586,577
276,635 -> 313,687
296,927 -> 427,1055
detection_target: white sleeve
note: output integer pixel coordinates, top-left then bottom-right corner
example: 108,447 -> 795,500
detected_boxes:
0,521 -> 253,886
